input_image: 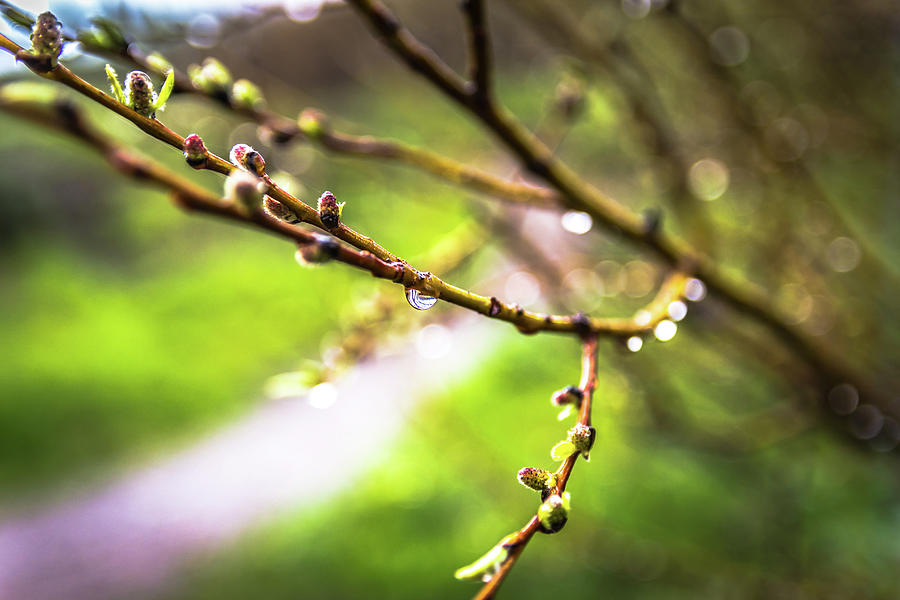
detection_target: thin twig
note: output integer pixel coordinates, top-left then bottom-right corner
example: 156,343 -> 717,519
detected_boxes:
474,335 -> 599,600
461,0 -> 491,103
342,0 -> 899,424
0,89 -> 691,338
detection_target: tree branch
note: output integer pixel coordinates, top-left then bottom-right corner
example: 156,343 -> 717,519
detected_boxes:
473,335 -> 599,600
298,110 -> 557,208
342,0 -> 900,428
0,86 -> 694,338
461,0 -> 492,103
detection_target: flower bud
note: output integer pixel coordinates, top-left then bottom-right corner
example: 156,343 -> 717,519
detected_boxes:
125,71 -> 154,117
552,385 -> 583,407
231,78 -> 265,110
454,533 -> 518,582
317,191 -> 344,229
568,423 -> 596,461
182,133 -> 208,169
188,57 -> 232,96
30,12 -> 63,63
517,467 -> 556,492
224,170 -> 265,215
229,143 -> 267,176
263,196 -> 301,224
538,492 -> 570,534
295,233 -> 340,266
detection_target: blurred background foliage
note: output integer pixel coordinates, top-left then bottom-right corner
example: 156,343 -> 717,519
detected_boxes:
0,0 -> 898,598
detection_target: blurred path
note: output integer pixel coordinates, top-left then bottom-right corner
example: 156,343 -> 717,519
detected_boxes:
0,315 -> 497,600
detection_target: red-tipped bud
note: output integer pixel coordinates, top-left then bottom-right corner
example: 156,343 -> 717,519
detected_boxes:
551,385 -> 583,407
229,143 -> 267,176
317,190 -> 343,229
183,134 -> 208,169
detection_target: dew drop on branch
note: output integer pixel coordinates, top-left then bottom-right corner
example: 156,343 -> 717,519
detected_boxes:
405,288 -> 437,311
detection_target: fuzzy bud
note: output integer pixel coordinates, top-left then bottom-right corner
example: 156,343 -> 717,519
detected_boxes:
295,233 -> 340,266
30,12 -> 63,62
263,196 -> 301,224
188,57 -> 232,97
517,467 -> 556,493
125,71 -> 154,117
231,79 -> 265,110
568,423 -> 596,461
182,133 -> 208,169
538,492 -> 570,534
317,191 -> 343,229
224,170 -> 266,215
229,143 -> 267,176
454,533 -> 518,582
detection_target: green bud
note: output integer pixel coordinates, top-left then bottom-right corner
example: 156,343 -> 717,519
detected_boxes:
538,492 -> 570,534
224,170 -> 266,215
30,12 -> 62,63
568,423 -> 596,461
517,467 -> 556,492
231,78 -> 265,110
454,533 -> 518,582
297,108 -> 329,139
188,57 -> 232,96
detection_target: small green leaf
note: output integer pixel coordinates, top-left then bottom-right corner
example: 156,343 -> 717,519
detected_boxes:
105,64 -> 126,104
550,440 -> 576,461
1,2 -> 35,31
454,534 -> 516,582
151,69 -> 174,112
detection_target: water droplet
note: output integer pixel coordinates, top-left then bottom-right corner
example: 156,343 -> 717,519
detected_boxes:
684,279 -> 706,302
654,320 -> 677,341
406,288 -> 437,311
626,336 -> 643,352
667,300 -> 688,322
561,210 -> 593,234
